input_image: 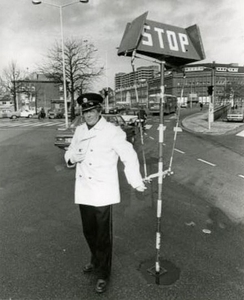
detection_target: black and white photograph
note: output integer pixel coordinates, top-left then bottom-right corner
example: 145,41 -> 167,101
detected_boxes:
0,0 -> 244,299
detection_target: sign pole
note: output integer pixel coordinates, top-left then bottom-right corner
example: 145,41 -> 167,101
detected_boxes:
155,61 -> 165,284
117,13 -> 205,287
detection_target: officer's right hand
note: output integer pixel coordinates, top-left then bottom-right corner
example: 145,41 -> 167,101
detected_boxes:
135,184 -> 147,192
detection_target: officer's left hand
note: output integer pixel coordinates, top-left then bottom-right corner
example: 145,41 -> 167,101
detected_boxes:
135,184 -> 147,192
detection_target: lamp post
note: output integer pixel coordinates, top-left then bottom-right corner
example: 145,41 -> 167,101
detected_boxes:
204,62 -> 215,130
32,0 -> 89,128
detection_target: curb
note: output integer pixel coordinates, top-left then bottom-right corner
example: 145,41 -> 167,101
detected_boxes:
181,113 -> 244,136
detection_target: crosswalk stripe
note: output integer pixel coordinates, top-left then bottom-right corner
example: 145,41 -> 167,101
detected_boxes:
31,122 -> 49,127
0,121 -> 64,128
18,123 -> 32,127
44,122 -> 62,127
3,123 -> 21,127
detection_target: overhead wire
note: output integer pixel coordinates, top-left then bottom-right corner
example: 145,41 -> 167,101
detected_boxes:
131,50 -> 148,178
168,72 -> 186,173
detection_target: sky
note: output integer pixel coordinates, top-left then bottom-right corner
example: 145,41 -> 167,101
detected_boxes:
0,0 -> 243,91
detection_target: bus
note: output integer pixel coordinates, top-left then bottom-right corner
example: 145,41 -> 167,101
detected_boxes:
148,94 -> 178,115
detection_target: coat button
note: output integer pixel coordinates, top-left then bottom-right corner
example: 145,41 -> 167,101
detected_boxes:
89,163 -> 92,165
90,149 -> 93,152
89,177 -> 91,179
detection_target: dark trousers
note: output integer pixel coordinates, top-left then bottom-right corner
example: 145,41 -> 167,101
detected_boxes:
79,204 -> 113,279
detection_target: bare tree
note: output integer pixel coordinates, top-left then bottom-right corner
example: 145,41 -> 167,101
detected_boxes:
222,79 -> 244,101
39,38 -> 104,120
2,61 -> 25,111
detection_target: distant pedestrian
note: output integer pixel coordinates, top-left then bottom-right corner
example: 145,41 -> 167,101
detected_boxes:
38,107 -> 46,119
64,93 -> 146,294
200,103 -> 203,111
137,108 -> 147,129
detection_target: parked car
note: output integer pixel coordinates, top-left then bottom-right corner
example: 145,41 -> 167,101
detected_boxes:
180,102 -> 188,108
0,109 -> 20,119
54,114 -> 136,150
120,108 -> 147,126
48,109 -> 64,119
19,109 -> 36,118
120,109 -> 139,125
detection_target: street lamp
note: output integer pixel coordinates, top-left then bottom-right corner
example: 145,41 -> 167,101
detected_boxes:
32,0 -> 89,128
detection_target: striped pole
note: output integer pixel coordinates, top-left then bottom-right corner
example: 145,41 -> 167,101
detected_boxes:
155,61 -> 165,284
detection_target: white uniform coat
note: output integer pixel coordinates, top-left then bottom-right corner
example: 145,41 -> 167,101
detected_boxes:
65,117 -> 143,207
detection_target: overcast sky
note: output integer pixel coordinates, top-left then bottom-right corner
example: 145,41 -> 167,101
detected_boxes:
0,0 -> 243,91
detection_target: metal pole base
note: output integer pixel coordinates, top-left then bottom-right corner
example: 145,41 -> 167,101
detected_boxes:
147,265 -> 168,285
147,265 -> 167,276
138,259 -> 180,286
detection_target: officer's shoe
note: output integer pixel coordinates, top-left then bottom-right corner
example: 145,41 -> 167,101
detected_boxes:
95,279 -> 107,293
83,263 -> 95,273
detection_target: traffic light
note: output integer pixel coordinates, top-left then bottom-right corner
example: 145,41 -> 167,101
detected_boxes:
104,88 -> 108,97
207,86 -> 214,96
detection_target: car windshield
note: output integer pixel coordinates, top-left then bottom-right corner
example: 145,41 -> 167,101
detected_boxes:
70,114 -> 126,128
129,110 -> 138,114
70,115 -> 84,128
104,115 -> 119,125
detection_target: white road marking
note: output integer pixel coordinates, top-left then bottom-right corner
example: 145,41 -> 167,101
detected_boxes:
236,130 -> 244,137
149,136 -> 155,140
197,158 -> 216,167
43,122 -> 59,127
173,127 -> 182,132
157,126 -> 167,130
0,120 -> 64,128
18,123 -> 33,127
31,122 -> 48,127
174,148 -> 185,154
145,124 -> 152,130
238,175 -> 244,179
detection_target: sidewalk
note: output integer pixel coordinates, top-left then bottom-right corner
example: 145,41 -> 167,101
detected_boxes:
181,110 -> 244,135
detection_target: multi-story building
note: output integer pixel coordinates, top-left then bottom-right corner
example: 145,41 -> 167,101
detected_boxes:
115,65 -> 159,106
115,62 -> 244,108
177,63 -> 244,105
16,73 -> 64,112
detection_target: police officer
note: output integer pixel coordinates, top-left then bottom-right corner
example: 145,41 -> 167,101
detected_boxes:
64,93 -> 146,294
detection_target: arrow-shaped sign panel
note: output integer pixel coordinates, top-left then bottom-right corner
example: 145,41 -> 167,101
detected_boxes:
117,12 -> 205,67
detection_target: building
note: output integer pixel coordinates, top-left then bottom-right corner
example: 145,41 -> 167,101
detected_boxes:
0,94 -> 13,109
16,73 -> 64,112
114,62 -> 244,108
115,65 -> 159,106
178,63 -> 244,105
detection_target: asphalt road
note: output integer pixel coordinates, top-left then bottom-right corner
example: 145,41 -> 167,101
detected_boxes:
0,112 -> 244,300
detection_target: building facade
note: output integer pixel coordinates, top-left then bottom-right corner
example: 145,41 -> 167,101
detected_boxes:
115,65 -> 159,107
16,73 -> 64,112
114,63 -> 244,108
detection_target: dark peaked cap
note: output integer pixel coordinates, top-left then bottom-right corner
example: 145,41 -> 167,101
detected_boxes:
77,93 -> 104,112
